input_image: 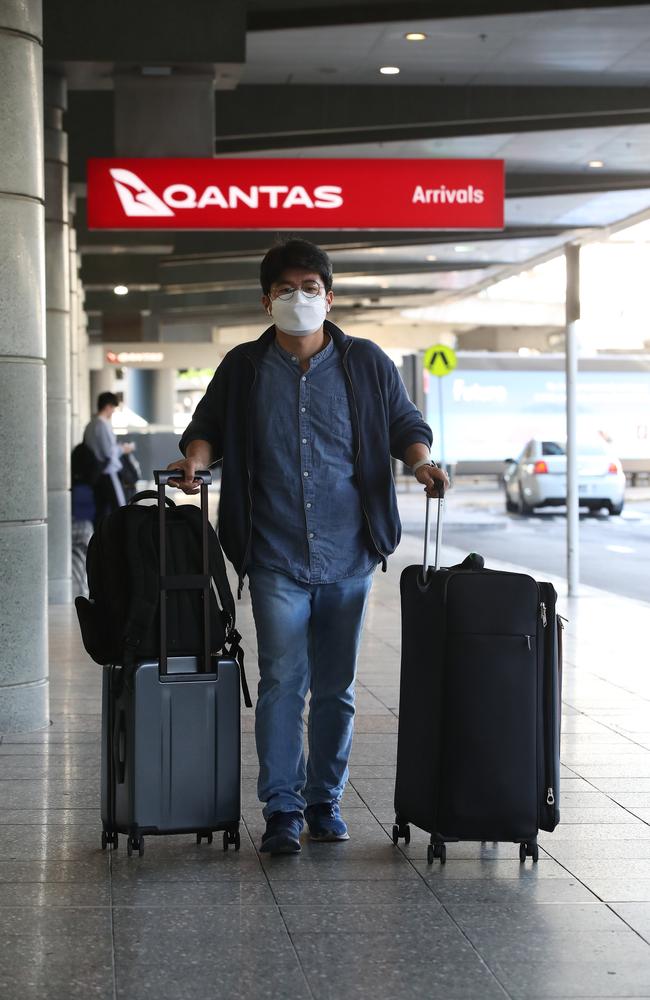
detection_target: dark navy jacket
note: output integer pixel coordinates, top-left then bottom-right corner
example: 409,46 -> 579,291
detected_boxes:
179,321 -> 432,592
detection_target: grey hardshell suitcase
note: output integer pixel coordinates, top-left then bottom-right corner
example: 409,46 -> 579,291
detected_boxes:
101,470 -> 245,857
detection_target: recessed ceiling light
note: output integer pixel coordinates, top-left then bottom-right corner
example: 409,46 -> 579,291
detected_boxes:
380,66 -> 400,75
426,254 -> 437,261
113,285 -> 129,296
588,160 -> 604,168
454,245 -> 474,253
405,32 -> 428,41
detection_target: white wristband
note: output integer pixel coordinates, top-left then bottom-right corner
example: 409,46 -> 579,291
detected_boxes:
411,457 -> 434,474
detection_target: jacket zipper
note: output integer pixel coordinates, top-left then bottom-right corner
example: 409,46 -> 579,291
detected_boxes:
341,342 -> 387,568
238,358 -> 258,598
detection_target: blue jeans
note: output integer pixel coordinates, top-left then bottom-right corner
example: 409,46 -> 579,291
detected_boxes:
248,567 -> 374,819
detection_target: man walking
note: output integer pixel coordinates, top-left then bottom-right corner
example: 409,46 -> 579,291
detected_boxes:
168,239 -> 448,855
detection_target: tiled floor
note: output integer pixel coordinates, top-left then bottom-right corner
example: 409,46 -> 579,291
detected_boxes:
2,504 -> 650,999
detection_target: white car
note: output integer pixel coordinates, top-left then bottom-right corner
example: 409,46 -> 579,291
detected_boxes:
503,439 -> 625,515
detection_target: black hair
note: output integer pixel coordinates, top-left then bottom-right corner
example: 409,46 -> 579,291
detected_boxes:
97,391 -> 119,411
260,238 -> 333,295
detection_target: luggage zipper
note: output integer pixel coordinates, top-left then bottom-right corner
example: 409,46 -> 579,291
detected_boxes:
546,787 -> 555,805
540,602 -> 547,627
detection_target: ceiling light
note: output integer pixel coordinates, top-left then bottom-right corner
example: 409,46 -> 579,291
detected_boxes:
405,32 -> 428,41
426,254 -> 437,262
588,160 -> 604,168
113,285 -> 129,296
453,245 -> 474,253
380,66 -> 400,75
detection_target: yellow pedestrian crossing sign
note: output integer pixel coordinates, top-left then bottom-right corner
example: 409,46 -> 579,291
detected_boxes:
424,344 -> 457,377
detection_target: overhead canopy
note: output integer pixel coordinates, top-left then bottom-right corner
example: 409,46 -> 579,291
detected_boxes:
49,0 -> 650,345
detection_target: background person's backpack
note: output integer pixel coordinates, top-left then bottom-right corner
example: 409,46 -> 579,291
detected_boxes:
71,442 -> 105,486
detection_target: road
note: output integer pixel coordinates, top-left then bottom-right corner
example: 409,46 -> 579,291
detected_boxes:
398,481 -> 650,603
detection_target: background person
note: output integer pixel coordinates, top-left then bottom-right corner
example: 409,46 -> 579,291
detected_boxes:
167,238 -> 448,855
83,391 -> 134,526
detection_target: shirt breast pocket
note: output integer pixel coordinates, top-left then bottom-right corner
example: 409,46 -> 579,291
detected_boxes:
329,394 -> 352,440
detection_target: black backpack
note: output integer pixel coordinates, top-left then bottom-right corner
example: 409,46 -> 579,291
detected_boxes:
75,491 -> 249,703
71,442 -> 105,487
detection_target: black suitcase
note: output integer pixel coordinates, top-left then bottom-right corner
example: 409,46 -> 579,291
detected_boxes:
393,495 -> 563,864
100,469 -> 250,857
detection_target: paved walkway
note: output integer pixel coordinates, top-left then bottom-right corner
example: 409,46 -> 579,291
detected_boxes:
2,498 -> 650,999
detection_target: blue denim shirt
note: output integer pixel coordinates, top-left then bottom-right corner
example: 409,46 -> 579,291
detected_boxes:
250,335 -> 379,584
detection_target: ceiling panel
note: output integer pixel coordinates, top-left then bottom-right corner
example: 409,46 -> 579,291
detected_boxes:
242,6 -> 650,86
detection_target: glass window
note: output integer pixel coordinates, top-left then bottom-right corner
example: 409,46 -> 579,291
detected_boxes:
542,441 -> 565,456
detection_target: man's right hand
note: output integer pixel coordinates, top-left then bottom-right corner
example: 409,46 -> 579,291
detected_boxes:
165,458 -> 202,494
166,440 -> 213,494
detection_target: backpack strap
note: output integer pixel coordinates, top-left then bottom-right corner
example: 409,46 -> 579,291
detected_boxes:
175,506 -> 236,640
129,490 -> 175,508
225,628 -> 252,708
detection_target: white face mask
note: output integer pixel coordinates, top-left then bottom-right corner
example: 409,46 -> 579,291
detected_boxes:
270,290 -> 328,337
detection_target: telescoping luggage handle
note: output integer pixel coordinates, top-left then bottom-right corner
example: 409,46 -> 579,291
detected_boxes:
422,476 -> 445,583
154,469 -> 212,676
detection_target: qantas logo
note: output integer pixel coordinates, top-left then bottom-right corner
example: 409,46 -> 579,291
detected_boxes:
109,169 -> 175,217
109,167 -> 344,216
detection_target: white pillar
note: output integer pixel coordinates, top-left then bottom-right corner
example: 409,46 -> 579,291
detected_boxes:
0,0 -> 49,732
565,244 -> 580,597
44,71 -> 72,604
78,288 -> 91,430
69,213 -> 81,445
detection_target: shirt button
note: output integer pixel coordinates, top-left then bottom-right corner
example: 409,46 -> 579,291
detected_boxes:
306,502 -> 312,509
301,375 -> 307,382
300,407 -> 306,413
308,532 -> 315,539
303,471 -> 309,477
302,438 -> 307,444
291,356 -> 297,362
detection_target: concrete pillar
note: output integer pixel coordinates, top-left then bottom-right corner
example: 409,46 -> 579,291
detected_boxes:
78,290 -> 91,430
69,213 -> 81,445
152,369 -> 176,426
45,71 -> 72,604
0,0 -> 49,732
90,367 -> 117,411
124,368 -> 175,425
114,73 -> 215,157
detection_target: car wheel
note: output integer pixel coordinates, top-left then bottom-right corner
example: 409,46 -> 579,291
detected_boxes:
505,492 -> 518,513
518,485 -> 534,515
608,501 -> 624,516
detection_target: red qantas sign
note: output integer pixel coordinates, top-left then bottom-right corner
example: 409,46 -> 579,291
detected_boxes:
87,158 -> 504,230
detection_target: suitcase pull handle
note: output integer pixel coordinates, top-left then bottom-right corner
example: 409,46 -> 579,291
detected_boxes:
154,469 -> 212,486
422,491 -> 445,584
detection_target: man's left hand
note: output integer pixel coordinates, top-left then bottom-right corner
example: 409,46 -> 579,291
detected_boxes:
414,463 -> 450,499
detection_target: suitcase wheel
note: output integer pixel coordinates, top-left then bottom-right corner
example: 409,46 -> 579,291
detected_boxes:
391,822 -> 411,846
223,828 -> 240,852
519,840 -> 539,863
196,831 -> 214,846
101,829 -> 118,851
127,834 -> 144,858
428,841 -> 446,864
